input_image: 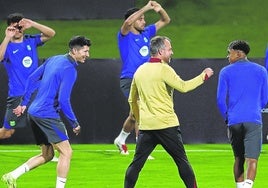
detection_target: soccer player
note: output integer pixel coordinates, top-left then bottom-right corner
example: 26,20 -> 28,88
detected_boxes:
263,46 -> 268,141
1,36 -> 91,188
124,36 -> 213,188
114,0 -> 170,155
0,13 -> 55,139
217,40 -> 268,188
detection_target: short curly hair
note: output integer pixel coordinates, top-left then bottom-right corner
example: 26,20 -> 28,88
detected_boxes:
68,36 -> 91,50
124,7 -> 140,20
228,40 -> 250,55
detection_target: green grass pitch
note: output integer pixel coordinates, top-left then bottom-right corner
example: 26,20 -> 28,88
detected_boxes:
0,144 -> 267,187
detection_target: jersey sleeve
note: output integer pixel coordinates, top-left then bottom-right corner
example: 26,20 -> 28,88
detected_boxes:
162,64 -> 204,93
58,67 -> 79,128
216,69 -> 228,120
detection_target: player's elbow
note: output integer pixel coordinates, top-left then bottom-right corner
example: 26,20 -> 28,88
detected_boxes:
165,17 -> 171,24
50,30 -> 56,38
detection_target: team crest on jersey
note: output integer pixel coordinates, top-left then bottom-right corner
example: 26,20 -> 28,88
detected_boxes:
143,37 -> 148,43
22,56 -> 33,68
27,45 -> 32,51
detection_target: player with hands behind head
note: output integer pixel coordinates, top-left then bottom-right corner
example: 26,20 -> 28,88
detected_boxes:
114,0 -> 170,156
0,13 -> 55,139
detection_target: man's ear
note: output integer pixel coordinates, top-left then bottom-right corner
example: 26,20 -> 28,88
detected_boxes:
70,48 -> 77,55
237,50 -> 245,58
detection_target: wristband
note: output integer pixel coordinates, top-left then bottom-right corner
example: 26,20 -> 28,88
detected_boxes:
204,74 -> 209,81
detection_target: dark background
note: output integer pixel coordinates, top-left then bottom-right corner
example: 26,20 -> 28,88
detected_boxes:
1,58 -> 268,144
0,0 -> 134,20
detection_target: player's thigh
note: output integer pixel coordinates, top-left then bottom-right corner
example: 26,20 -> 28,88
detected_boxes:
228,124 -> 245,157
244,123 -> 262,159
30,115 -> 69,144
158,126 -> 187,158
29,116 -> 50,145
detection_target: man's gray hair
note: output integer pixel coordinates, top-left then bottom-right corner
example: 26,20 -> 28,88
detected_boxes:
150,36 -> 171,56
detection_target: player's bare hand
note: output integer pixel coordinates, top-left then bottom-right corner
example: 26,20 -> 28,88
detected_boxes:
73,125 -> 81,136
151,1 -> 162,12
18,18 -> 34,30
203,68 -> 214,78
13,105 -> 26,117
6,26 -> 16,39
144,1 -> 155,11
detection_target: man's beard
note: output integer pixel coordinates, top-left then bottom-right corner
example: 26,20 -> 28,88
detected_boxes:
137,28 -> 144,32
134,26 -> 144,33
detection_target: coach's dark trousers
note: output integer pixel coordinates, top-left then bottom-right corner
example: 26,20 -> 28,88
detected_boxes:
124,126 -> 197,188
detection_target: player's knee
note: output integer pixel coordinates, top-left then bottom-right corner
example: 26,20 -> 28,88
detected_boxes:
10,129 -> 15,135
47,149 -> 56,161
47,153 -> 55,161
67,148 -> 73,158
246,158 -> 258,165
59,147 -> 73,159
0,128 -> 15,139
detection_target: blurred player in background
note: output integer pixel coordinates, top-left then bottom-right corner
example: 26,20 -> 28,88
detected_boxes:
114,0 -> 170,156
263,46 -> 268,141
0,13 -> 55,139
217,40 -> 268,188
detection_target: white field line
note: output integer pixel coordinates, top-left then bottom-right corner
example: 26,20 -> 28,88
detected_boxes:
0,149 -> 234,153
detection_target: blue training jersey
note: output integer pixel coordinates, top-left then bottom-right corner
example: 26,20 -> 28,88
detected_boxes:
118,24 -> 156,79
265,47 -> 268,71
217,60 -> 268,126
1,34 -> 43,97
22,54 -> 79,128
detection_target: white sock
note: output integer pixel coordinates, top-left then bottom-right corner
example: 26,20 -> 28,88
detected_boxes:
244,179 -> 253,188
117,130 -> 130,144
56,177 -> 67,188
236,182 -> 244,188
10,163 -> 30,179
